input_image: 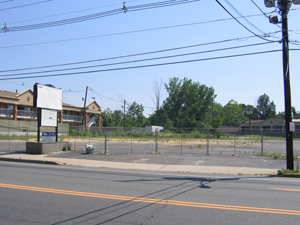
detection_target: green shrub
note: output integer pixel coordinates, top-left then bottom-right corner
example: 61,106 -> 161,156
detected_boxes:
216,129 -> 226,139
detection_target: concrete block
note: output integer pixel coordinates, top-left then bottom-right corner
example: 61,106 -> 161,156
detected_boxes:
26,142 -> 69,154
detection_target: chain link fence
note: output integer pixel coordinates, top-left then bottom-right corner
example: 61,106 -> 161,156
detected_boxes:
64,127 -> 300,159
0,125 -> 299,159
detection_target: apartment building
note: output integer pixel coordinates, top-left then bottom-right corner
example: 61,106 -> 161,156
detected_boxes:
0,89 -> 101,128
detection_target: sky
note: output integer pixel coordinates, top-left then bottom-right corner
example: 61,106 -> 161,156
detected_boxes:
0,0 -> 300,117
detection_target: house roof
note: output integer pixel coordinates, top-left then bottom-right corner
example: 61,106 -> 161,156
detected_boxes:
242,120 -> 263,124
0,90 -> 18,99
218,126 -> 239,133
0,89 -> 101,114
86,100 -> 101,109
62,102 -> 82,108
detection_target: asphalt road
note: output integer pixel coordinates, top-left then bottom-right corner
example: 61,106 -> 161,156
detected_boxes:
1,161 -> 300,224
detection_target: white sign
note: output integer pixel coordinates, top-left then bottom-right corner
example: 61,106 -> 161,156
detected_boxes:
41,109 -> 57,127
290,122 -> 295,132
36,84 -> 63,110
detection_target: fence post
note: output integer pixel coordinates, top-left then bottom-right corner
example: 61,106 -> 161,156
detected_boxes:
181,128 -> 183,154
261,129 -> 264,156
74,129 -> 76,151
104,127 -> 107,154
233,132 -> 237,156
205,129 -> 210,156
8,123 -> 11,152
89,128 -> 90,145
155,128 -> 158,153
130,127 -> 133,154
27,126 -> 29,142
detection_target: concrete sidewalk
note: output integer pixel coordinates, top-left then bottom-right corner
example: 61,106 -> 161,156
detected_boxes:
0,152 -> 278,176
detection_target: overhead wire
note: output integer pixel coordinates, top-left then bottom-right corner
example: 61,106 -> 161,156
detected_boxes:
250,0 -> 300,46
0,42 -> 275,77
0,0 -> 13,4
0,14 -> 283,49
90,89 -> 123,103
215,0 -> 280,42
8,0 -> 139,25
0,0 -> 52,12
224,0 -> 266,34
0,35 -> 276,73
1,49 -> 299,81
1,0 -> 200,33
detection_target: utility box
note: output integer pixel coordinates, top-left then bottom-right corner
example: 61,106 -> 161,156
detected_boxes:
264,0 -> 275,7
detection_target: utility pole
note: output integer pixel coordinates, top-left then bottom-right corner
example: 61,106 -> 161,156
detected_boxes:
281,0 -> 294,170
82,86 -> 88,128
123,100 -> 126,132
264,0 -> 300,170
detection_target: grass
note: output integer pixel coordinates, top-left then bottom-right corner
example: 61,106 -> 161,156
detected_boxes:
278,162 -> 300,175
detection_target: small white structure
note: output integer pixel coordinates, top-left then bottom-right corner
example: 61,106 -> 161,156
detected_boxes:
145,126 -> 164,133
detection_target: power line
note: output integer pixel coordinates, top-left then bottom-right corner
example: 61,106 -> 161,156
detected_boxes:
0,0 -> 52,11
8,0 -> 139,25
250,0 -> 283,31
0,35 -> 274,73
1,49 -> 298,81
0,42 -> 274,77
0,0 -> 13,4
62,89 -> 85,93
215,0 -> 280,42
0,14 -> 283,50
224,0 -> 266,34
1,0 -> 200,33
90,89 -> 123,103
90,89 -> 156,110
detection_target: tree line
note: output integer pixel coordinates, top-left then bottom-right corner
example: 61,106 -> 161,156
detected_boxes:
100,77 -> 299,128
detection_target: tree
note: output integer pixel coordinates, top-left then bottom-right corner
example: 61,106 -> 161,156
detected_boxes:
222,100 -> 247,126
277,107 -> 300,119
101,108 -> 115,127
292,107 -> 300,119
276,111 -> 285,119
203,102 -> 224,128
150,78 -> 164,111
126,101 -> 149,127
154,77 -> 215,127
240,104 -> 260,120
113,110 -> 123,127
256,93 -> 276,120
149,108 -> 173,127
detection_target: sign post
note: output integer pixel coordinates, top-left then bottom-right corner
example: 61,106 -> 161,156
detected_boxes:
33,84 -> 63,143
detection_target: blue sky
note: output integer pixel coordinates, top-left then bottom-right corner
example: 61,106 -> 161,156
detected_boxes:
0,0 -> 300,117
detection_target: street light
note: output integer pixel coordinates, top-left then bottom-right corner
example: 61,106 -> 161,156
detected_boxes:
264,0 -> 299,170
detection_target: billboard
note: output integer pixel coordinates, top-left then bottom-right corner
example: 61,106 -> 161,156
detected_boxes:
34,84 -> 62,110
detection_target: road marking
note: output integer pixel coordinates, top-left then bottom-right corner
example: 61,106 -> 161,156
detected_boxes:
271,188 -> 300,192
1,183 -> 300,215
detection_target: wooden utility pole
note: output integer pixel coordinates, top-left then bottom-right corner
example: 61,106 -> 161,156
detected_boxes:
281,0 -> 294,170
82,86 -> 88,128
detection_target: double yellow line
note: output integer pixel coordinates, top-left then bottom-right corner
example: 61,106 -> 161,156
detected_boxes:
1,183 -> 300,216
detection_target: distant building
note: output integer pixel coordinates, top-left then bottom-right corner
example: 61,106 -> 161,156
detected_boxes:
217,126 -> 239,134
0,89 -> 101,128
239,118 -> 300,137
145,126 -> 164,132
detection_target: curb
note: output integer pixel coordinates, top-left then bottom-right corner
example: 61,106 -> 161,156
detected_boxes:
279,174 -> 300,178
0,157 -> 61,165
